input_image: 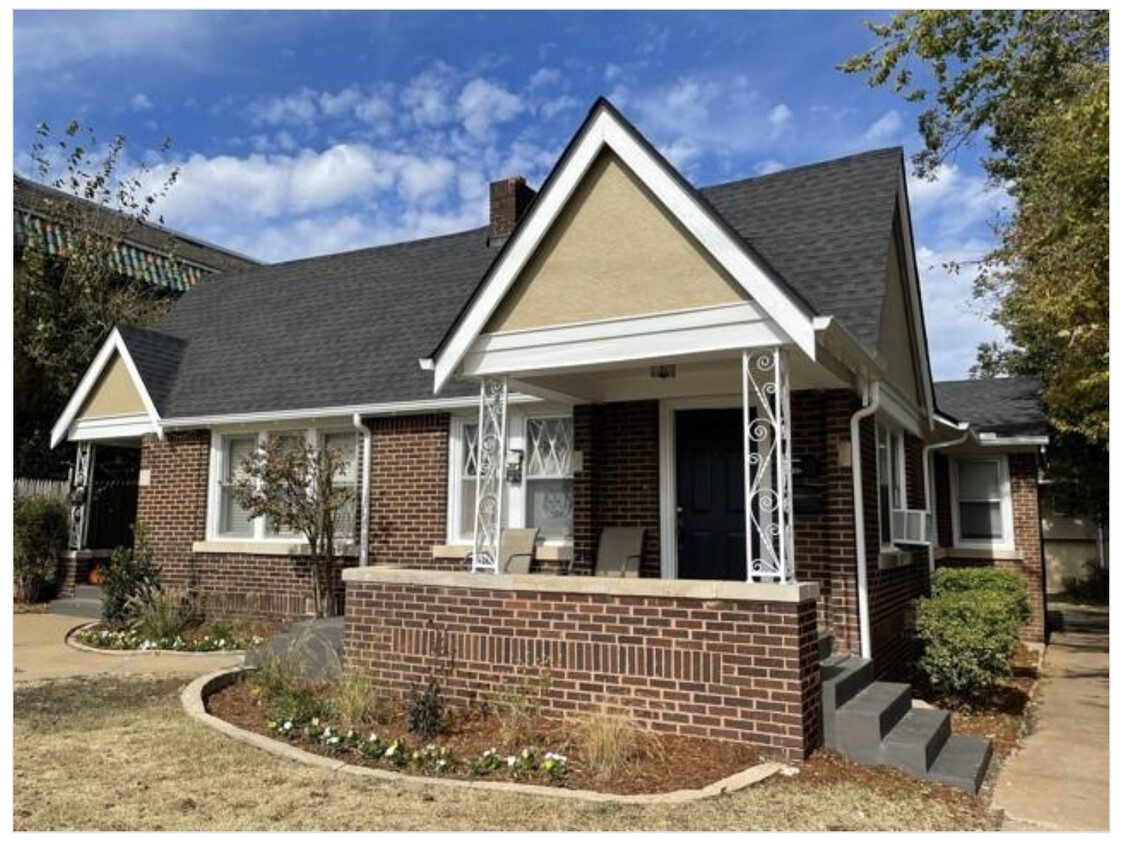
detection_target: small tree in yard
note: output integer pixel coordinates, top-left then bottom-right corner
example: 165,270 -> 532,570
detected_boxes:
233,436 -> 356,618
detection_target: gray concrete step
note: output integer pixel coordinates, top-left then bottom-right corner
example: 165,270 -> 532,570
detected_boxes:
821,656 -> 875,748
881,707 -> 952,777
927,735 -> 993,794
835,681 -> 911,763
48,598 -> 102,618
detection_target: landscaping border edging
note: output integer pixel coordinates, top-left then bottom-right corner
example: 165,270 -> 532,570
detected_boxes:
182,667 -> 784,805
65,621 -> 248,657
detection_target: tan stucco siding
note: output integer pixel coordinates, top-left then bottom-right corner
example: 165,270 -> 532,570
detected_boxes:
77,353 -> 147,419
877,222 -> 921,406
486,150 -> 749,333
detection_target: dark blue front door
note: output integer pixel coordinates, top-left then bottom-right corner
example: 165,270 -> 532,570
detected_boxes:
676,409 -> 746,581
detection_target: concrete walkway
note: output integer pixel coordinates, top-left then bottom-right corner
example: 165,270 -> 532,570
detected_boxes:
992,604 -> 1110,831
13,614 -> 242,683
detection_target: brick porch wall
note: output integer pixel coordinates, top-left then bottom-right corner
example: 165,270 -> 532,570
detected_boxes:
137,431 -> 353,620
344,570 -> 822,760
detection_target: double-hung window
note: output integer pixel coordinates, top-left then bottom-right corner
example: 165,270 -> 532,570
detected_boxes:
952,457 -> 1013,548
211,427 -> 358,542
876,424 -> 907,548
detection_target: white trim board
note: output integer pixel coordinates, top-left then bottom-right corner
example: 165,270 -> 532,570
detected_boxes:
51,328 -> 163,448
432,101 -> 816,393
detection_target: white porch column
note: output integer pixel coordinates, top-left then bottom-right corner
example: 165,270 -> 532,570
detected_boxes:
68,442 -> 95,551
471,375 -> 509,573
742,348 -> 795,584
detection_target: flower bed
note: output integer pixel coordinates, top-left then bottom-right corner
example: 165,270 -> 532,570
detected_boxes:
75,622 -> 275,653
206,674 -> 763,795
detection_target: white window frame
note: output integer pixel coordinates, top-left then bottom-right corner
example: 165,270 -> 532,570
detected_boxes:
950,455 -> 1015,551
207,423 -> 360,543
876,422 -> 908,551
446,408 -> 573,546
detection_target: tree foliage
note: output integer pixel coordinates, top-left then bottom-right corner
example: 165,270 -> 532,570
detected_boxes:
233,436 -> 357,618
15,120 -> 180,476
841,11 -> 1109,451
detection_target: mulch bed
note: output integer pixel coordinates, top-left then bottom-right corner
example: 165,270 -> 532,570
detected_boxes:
906,643 -> 1041,760
206,676 -> 765,795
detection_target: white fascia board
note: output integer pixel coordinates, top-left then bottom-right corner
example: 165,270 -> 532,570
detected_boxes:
68,414 -> 157,442
878,381 -> 924,438
895,171 -> 938,429
432,106 -> 816,393
159,393 -> 541,429
50,328 -> 163,448
976,434 -> 1050,447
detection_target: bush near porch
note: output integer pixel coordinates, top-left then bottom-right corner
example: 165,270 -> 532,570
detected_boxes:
14,494 -> 68,604
914,568 -> 1031,703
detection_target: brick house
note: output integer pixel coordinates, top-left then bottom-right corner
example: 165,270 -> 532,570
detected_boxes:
50,99 -> 1048,770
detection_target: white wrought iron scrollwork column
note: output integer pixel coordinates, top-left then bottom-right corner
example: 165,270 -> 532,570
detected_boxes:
68,442 -> 95,551
742,348 -> 795,583
471,376 -> 508,573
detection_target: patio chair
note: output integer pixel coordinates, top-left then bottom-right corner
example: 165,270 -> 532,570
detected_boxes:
465,527 -> 540,574
592,527 -> 645,578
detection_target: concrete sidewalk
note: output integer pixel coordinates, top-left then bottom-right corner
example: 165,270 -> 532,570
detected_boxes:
992,604 -> 1109,831
13,613 -> 242,683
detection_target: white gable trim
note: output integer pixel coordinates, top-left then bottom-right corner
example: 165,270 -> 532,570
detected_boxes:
50,328 -> 163,447
432,104 -> 816,392
895,171 -> 937,429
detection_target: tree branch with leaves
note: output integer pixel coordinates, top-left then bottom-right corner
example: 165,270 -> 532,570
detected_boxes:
232,436 -> 357,618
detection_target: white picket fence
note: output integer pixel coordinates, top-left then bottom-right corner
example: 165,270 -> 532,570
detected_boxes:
14,478 -> 70,503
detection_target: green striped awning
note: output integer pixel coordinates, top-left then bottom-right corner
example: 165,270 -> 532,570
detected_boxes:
14,211 -> 206,292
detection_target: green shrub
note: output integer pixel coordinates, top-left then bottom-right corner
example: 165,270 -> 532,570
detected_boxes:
99,522 -> 160,627
915,567 -> 1032,702
1062,560 -> 1109,604
14,495 -> 68,603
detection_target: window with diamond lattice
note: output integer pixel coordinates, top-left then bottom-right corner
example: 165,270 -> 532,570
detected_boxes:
457,422 -> 480,539
526,416 -> 574,542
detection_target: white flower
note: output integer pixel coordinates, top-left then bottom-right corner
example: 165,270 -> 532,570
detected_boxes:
436,759 -> 448,769
311,717 -> 320,726
384,745 -> 397,758
328,736 -> 340,745
506,755 -> 518,768
283,721 -> 293,731
368,732 -> 378,743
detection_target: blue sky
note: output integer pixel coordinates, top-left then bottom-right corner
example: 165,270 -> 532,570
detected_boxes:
12,9 -> 1008,379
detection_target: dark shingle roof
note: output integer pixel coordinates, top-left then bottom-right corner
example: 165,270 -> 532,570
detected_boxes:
117,325 -> 186,415
115,144 -> 908,420
150,228 -> 496,417
702,149 -> 902,349
934,377 -> 1048,438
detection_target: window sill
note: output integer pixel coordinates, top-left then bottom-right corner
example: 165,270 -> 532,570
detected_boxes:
432,543 -> 573,562
935,546 -> 1022,562
192,539 -> 360,558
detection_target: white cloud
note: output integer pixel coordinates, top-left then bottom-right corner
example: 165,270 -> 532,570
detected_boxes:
528,67 -> 561,90
862,109 -> 903,145
401,67 -> 455,127
457,78 -> 523,137
758,159 -> 785,175
914,241 -> 1008,379
538,94 -> 580,120
767,103 -> 793,133
248,88 -> 319,126
130,93 -> 152,111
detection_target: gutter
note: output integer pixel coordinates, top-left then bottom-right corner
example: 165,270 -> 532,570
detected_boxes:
352,413 -> 371,568
849,379 -> 880,660
922,423 -> 973,574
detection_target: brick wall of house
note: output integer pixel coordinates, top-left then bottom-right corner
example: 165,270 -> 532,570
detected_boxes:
344,572 -> 822,759
572,401 -> 660,577
933,450 -> 1046,642
137,431 -> 354,620
366,414 -> 451,568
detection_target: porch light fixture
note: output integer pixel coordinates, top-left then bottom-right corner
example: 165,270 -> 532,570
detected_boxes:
649,364 -> 676,379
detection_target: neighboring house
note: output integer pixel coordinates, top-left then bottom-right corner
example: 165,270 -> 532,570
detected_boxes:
15,174 -> 260,572
50,99 -> 1050,772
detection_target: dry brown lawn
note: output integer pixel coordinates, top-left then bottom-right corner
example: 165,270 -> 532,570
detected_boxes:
13,677 -> 1000,831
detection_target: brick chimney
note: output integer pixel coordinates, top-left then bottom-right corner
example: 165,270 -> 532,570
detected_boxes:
489,175 -> 536,243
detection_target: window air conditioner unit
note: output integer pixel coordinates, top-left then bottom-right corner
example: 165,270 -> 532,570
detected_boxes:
891,509 -> 932,545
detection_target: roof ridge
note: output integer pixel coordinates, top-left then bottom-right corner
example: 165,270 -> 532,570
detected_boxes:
699,146 -> 903,194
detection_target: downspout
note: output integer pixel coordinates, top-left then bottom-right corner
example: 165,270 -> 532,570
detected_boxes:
850,379 -> 880,660
352,414 -> 371,567
922,424 -> 972,574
